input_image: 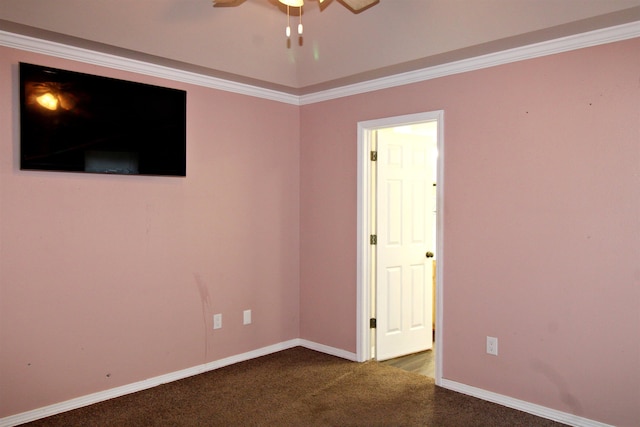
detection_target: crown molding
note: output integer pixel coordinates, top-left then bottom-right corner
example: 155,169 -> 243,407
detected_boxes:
299,20 -> 640,105
0,29 -> 300,105
1,21 -> 639,106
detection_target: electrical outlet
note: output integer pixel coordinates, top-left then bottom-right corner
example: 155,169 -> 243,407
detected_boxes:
486,336 -> 498,355
243,309 -> 252,325
213,313 -> 222,330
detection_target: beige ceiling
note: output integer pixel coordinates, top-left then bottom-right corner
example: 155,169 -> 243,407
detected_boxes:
1,0 -> 639,94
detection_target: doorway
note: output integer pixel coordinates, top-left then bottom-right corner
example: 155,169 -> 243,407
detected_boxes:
356,111 -> 444,385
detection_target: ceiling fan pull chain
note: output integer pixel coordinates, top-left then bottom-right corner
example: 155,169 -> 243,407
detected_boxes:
286,5 -> 291,38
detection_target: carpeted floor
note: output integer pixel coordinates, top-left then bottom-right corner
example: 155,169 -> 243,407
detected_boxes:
23,347 -> 567,426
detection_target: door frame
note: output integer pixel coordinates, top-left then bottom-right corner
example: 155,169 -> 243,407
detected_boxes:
356,111 -> 444,385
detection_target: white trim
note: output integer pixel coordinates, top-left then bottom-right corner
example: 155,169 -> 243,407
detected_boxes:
356,111 -> 445,384
356,122 -> 373,363
0,339 -> 612,427
299,21 -> 640,104
434,112 -> 445,386
1,22 -> 639,106
0,339 -> 353,427
0,30 -> 300,106
439,379 -> 614,427
298,339 -> 358,361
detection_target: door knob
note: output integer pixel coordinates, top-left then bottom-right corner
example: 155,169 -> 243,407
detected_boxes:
425,251 -> 434,258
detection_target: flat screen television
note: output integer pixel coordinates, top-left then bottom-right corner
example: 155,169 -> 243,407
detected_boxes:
19,62 -> 187,176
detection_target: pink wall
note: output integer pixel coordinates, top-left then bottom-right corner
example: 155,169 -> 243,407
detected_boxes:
0,47 -> 300,417
1,36 -> 638,427
300,38 -> 640,426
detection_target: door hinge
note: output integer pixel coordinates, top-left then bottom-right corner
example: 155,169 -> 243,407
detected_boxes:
370,318 -> 377,328
370,234 -> 377,245
370,151 -> 377,161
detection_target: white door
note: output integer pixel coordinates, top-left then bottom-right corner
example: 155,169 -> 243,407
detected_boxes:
375,125 -> 436,361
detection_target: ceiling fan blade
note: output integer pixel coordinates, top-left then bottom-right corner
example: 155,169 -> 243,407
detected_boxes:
212,0 -> 245,6
339,0 -> 378,12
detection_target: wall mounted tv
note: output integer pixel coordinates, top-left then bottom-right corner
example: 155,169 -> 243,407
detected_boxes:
19,62 -> 186,176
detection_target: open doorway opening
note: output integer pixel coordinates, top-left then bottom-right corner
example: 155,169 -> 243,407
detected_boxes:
356,111 -> 444,385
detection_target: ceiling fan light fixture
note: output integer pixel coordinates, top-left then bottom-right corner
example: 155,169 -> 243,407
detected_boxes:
215,0 -> 378,41
275,0 -> 377,40
278,0 -> 303,6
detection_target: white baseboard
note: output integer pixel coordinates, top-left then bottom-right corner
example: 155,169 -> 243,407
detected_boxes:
439,379 -> 613,427
298,339 -> 358,361
1,343 -> 609,427
0,340 -> 350,427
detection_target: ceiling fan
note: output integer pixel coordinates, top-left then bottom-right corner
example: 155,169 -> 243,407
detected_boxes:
212,0 -> 379,39
212,0 -> 379,14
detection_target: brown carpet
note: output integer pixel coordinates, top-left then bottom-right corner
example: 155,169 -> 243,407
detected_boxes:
24,347 -> 567,426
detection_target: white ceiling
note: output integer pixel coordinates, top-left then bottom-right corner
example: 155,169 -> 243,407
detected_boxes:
1,0 -> 639,94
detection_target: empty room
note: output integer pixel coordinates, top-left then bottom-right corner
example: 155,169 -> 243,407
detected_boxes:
1,1 -> 639,426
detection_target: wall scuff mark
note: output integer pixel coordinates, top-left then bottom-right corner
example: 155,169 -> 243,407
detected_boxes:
194,274 -> 212,363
